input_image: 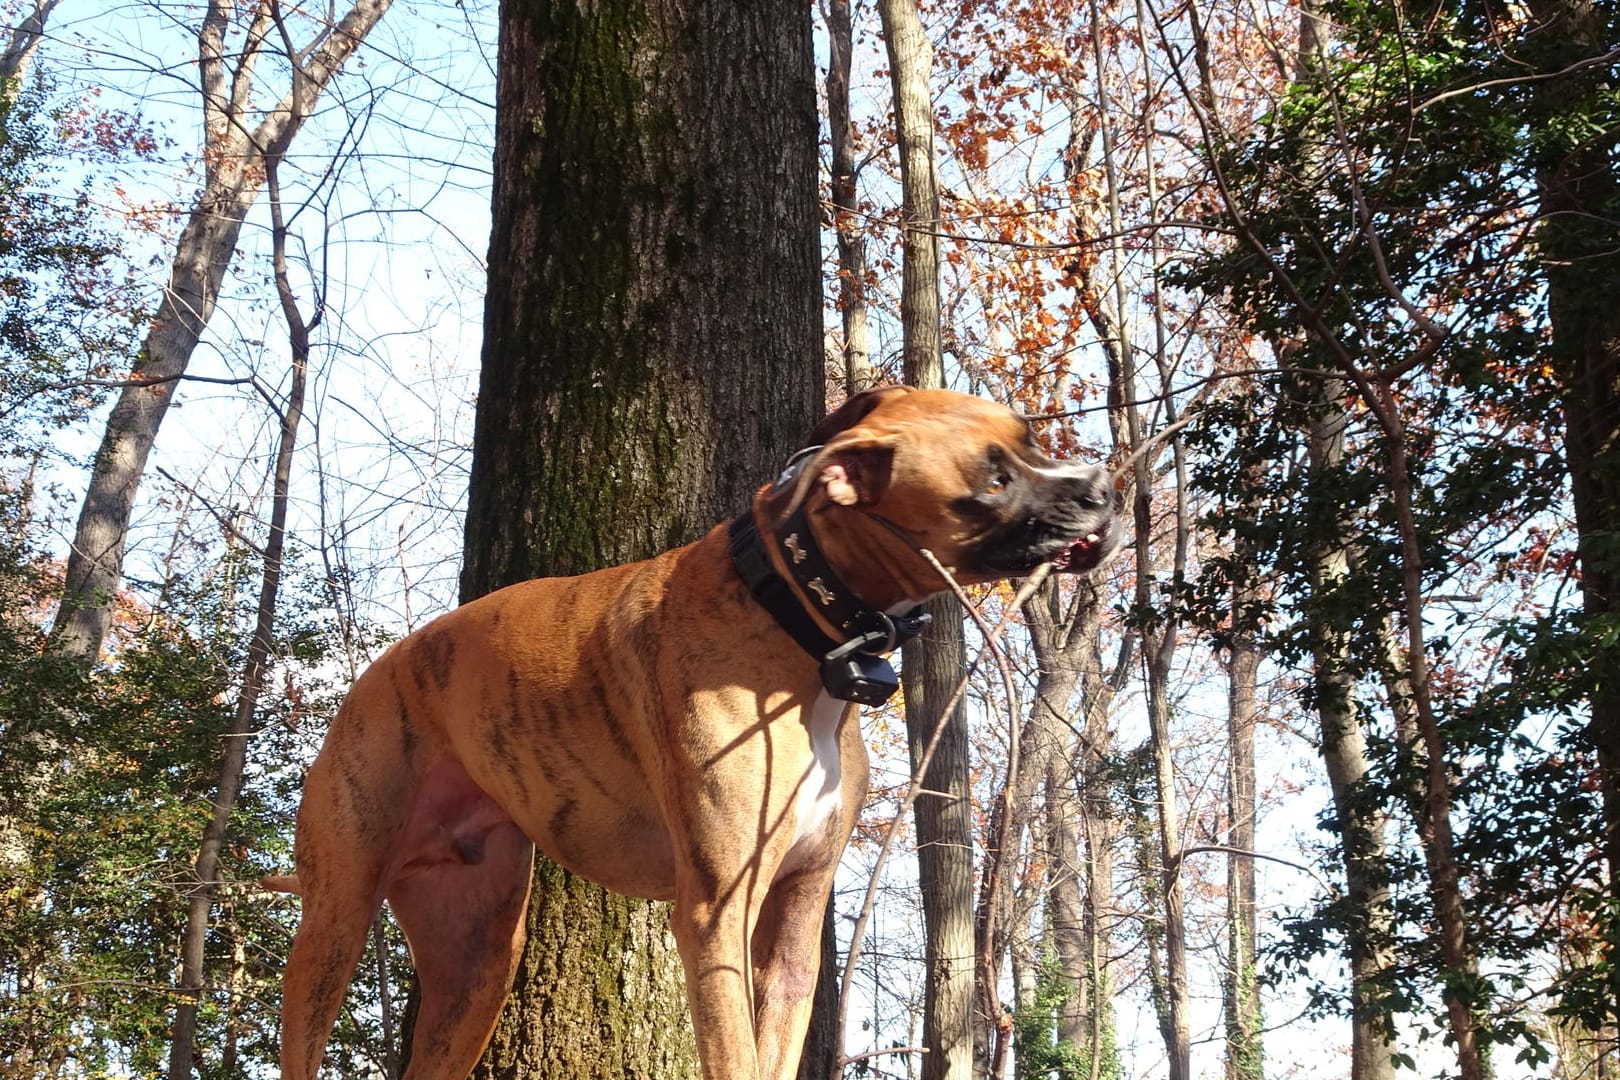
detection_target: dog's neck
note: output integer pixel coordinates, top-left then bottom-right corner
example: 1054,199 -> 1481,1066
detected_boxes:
727,508 -> 930,705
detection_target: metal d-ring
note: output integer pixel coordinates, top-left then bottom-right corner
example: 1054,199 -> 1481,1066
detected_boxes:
863,611 -> 899,656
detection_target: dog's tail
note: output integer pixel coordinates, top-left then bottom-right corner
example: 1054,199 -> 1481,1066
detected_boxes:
260,873 -> 303,896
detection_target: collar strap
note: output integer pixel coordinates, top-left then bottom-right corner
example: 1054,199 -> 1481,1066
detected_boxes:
728,500 -> 930,704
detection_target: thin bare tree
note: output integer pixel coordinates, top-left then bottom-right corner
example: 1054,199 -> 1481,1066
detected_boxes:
827,0 -> 875,395
874,1 -> 977,1076
50,0 -> 392,665
167,17 -> 323,1066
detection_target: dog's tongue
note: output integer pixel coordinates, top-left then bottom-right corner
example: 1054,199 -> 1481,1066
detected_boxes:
1053,532 -> 1103,571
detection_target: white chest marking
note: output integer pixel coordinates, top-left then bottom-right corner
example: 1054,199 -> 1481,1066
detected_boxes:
780,691 -> 846,878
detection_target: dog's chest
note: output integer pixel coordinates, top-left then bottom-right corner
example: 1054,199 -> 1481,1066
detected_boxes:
779,691 -> 848,878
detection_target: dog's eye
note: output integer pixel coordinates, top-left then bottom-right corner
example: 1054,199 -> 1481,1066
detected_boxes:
983,446 -> 1014,496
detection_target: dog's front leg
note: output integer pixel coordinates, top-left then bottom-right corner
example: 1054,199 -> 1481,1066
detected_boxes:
750,867 -> 837,1080
673,878 -> 764,1079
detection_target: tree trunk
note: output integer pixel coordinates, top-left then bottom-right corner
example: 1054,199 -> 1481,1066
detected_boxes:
1114,326 -> 1190,1080
1076,577 -> 1122,1080
1134,56 -> 1192,1080
1105,71 -> 1191,1064
1076,774 -> 1118,1080
49,0 -> 392,665
1380,390 -> 1483,1078
0,0 -> 58,87
903,608 -> 976,1080
1305,376 -> 1397,1080
454,0 -> 821,1074
1045,766 -> 1087,1047
1020,574 -> 1119,1076
827,0 -> 874,395
1224,564 -> 1262,1080
167,137 -> 315,1079
1288,8 -> 1400,1073
1525,0 -> 1620,1037
1144,622 -> 1189,1080
876,1 -> 975,1076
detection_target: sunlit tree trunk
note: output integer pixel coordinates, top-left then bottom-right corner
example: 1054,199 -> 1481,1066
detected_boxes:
875,0 -> 975,1076
451,0 -> 822,1074
0,0 -> 58,87
1305,375 -> 1396,1080
1076,575 -> 1123,1080
1019,573 -> 1120,1076
1224,551 -> 1262,1080
1139,531 -> 1189,1080
827,0 -> 874,395
1002,581 -> 1081,1074
1107,2 -> 1191,1064
1281,8 -> 1401,1074
167,128 -> 315,1080
1063,6 -> 1152,1073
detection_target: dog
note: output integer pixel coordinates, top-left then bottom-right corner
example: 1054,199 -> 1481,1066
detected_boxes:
272,385 -> 1118,1080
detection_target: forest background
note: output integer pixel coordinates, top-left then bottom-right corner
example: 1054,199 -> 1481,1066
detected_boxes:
0,0 -> 1616,1078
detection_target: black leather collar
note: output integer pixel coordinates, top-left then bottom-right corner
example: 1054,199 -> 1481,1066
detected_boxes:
728,454 -> 930,704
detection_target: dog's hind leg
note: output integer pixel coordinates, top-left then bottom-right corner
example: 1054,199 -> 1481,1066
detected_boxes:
388,765 -> 535,1079
280,876 -> 382,1079
280,685 -> 430,1079
280,747 -> 398,1080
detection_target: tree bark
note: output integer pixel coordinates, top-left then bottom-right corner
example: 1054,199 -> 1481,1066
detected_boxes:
168,122 -> 315,1078
454,0 -> 821,1074
49,0 -> 392,665
903,607 -> 976,1080
1525,0 -> 1620,1036
1097,7 -> 1191,1054
1288,8 -> 1400,1073
875,0 -> 975,1076
1142,577 -> 1190,1080
1076,576 -> 1122,1080
0,0 -> 58,87
827,0 -> 874,395
1224,558 -> 1262,1080
1027,574 -> 1119,1077
1305,376 -> 1397,1080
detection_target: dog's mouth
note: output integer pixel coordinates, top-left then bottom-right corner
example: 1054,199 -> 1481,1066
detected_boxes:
975,516 -> 1116,577
1047,522 -> 1113,574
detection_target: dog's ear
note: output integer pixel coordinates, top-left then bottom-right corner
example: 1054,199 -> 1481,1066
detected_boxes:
815,429 -> 898,508
807,384 -> 913,446
770,429 -> 899,522
765,386 -> 910,523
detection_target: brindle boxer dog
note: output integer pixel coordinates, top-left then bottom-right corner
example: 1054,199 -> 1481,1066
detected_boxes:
271,385 -> 1119,1080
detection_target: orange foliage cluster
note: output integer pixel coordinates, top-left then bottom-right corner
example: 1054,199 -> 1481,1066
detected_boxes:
10,553 -> 164,664
57,87 -> 162,160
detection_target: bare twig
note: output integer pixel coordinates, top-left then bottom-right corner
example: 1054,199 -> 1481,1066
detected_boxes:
834,562 -> 1052,1075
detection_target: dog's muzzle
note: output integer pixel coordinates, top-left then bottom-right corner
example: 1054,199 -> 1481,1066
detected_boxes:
975,463 -> 1119,575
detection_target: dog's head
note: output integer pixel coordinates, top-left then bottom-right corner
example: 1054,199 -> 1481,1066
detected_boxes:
764,386 -> 1120,603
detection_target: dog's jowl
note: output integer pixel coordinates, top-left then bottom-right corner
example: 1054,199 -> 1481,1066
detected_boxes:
272,385 -> 1119,1080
